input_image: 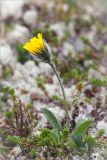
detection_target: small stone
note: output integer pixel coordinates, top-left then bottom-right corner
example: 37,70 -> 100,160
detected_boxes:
7,24 -> 29,44
74,38 -> 85,52
50,22 -> 66,39
63,42 -> 75,57
8,146 -> 21,160
23,10 -> 38,25
39,62 -> 51,74
24,60 -> 40,77
45,83 -> 59,96
84,60 -> 93,68
88,69 -> 103,80
0,43 -> 14,65
1,0 -> 24,19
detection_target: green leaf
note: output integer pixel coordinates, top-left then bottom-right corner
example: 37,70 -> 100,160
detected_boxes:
4,111 -> 12,119
52,95 -> 64,105
51,132 -> 60,144
7,136 -> 20,145
16,43 -> 29,64
91,78 -> 107,87
42,108 -> 61,142
74,119 -> 92,136
25,103 -> 32,112
71,120 -> 92,148
9,88 -> 14,96
68,136 -> 76,148
71,69 -> 79,78
30,149 -> 36,158
72,134 -> 86,148
36,77 -> 45,90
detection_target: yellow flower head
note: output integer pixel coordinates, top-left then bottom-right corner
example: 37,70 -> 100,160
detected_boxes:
23,33 -> 51,63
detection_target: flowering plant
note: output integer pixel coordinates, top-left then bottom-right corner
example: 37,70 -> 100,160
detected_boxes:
23,33 -> 70,127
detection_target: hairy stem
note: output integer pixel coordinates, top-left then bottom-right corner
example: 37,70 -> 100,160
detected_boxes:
49,62 -> 70,127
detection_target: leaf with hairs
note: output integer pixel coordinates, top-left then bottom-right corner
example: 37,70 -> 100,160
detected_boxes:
42,108 -> 61,142
74,119 -> 92,136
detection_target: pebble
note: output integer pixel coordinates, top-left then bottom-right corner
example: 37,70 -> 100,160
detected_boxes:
7,24 -> 29,44
39,62 -> 52,74
8,146 -> 21,160
1,0 -> 24,19
0,43 -> 14,65
63,42 -> 75,57
24,60 -> 40,77
23,10 -> 38,25
74,38 -> 85,52
50,22 -> 66,39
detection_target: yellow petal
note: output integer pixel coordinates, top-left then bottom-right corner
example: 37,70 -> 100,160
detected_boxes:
23,33 -> 45,54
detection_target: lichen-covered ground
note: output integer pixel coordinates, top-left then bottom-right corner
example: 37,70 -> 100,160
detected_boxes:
0,0 -> 107,159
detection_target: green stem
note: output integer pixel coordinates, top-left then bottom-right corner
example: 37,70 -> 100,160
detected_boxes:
49,62 -> 70,127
